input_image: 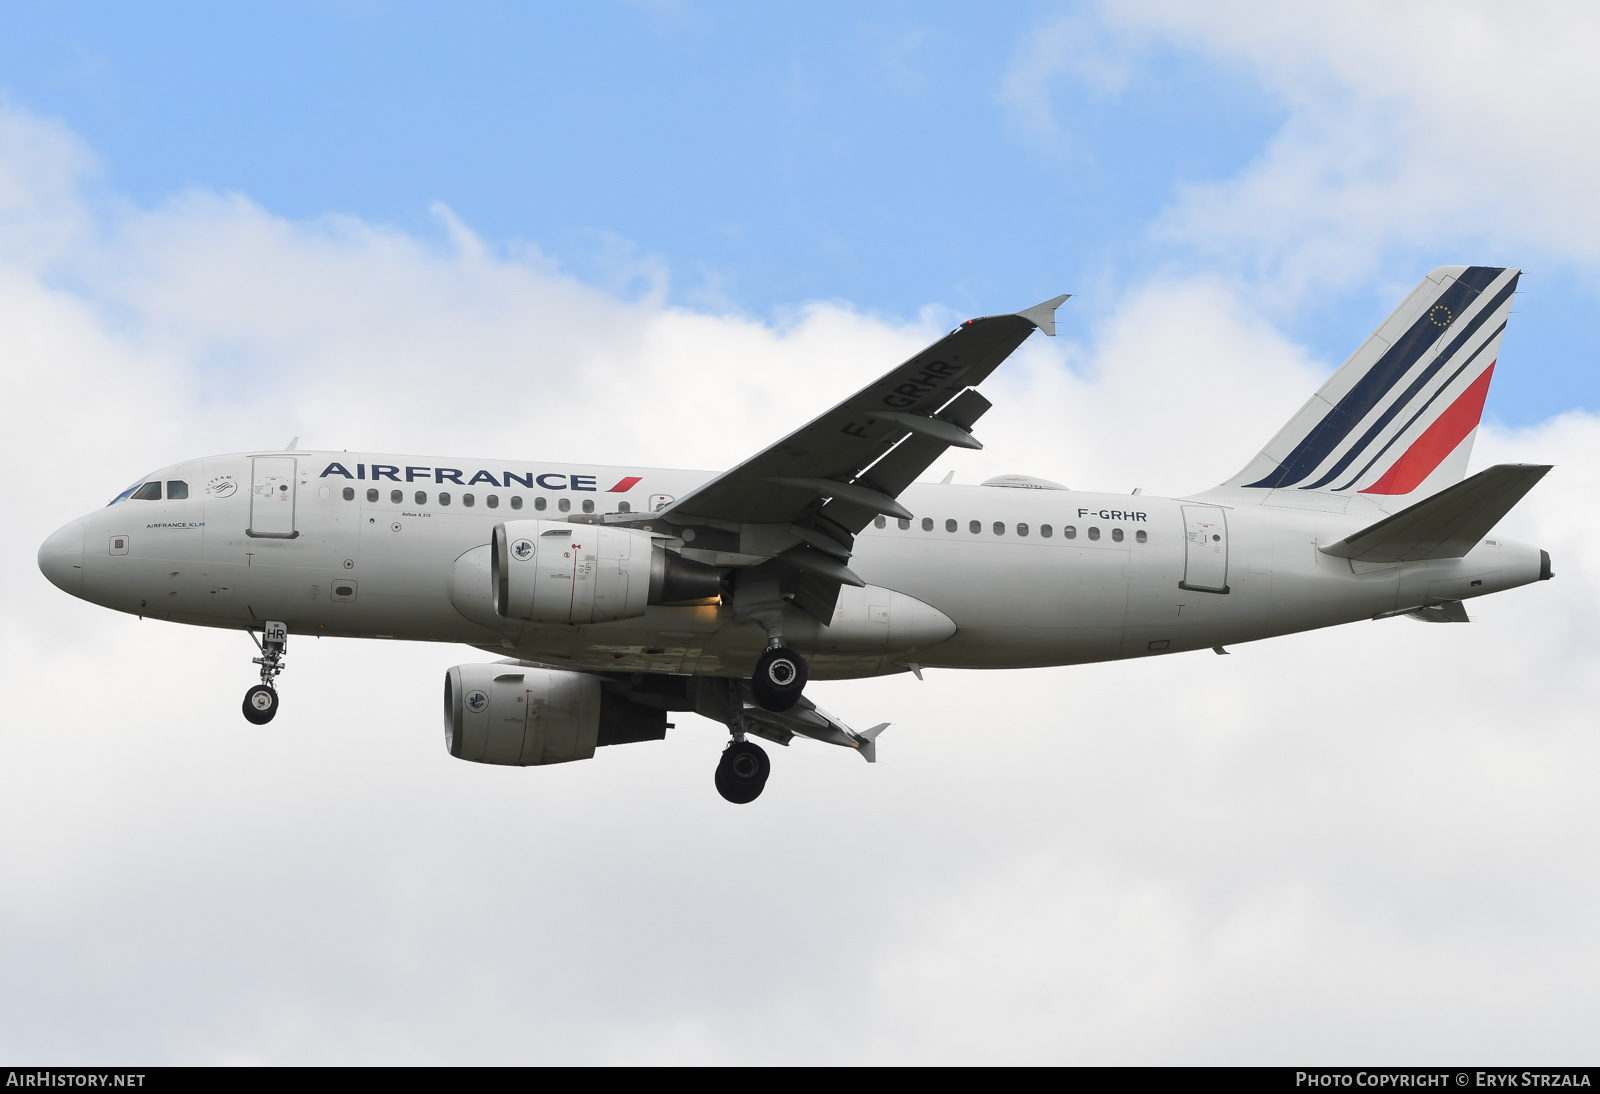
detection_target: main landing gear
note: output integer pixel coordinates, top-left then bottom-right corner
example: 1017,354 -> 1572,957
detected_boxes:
715,738 -> 771,804
242,621 -> 288,726
751,644 -> 807,712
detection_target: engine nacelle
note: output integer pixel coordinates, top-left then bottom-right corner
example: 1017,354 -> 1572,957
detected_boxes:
443,663 -> 668,766
491,520 -> 720,624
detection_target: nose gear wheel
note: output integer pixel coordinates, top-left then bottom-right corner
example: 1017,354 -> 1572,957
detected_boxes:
242,684 -> 278,725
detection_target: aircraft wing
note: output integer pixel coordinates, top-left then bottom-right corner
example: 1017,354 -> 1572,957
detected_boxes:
659,295 -> 1069,535
739,692 -> 890,763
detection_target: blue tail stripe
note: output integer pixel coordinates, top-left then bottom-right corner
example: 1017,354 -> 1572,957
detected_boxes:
1244,266 -> 1504,490
1332,320 -> 1505,492
1301,273 -> 1517,490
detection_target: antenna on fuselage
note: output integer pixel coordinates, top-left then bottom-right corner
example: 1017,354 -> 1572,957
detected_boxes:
284,436 -> 299,452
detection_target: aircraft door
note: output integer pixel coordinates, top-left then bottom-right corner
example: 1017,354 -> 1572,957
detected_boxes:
248,456 -> 300,539
1179,505 -> 1229,593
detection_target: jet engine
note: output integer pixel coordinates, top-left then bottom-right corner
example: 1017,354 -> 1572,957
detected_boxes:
444,662 -> 669,766
491,520 -> 720,625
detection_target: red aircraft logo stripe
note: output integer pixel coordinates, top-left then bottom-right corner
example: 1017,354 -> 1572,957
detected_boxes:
1361,363 -> 1495,496
607,476 -> 643,493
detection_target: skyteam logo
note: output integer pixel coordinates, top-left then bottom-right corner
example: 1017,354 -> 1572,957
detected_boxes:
511,538 -> 534,561
465,690 -> 489,714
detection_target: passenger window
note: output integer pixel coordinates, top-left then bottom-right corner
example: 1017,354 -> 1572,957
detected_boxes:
131,482 -> 162,501
897,517 -> 910,530
921,518 -> 933,531
510,496 -> 523,510
487,495 -> 500,509
993,521 -> 1005,536
390,489 -> 403,504
874,515 -> 886,529
1088,527 -> 1100,541
414,491 -> 427,505
1017,523 -> 1029,537
582,499 -> 594,514
463,493 -> 475,507
945,519 -> 957,533
533,497 -> 546,511
166,481 -> 189,500
439,492 -> 452,506
619,501 -> 631,513
1112,528 -> 1124,543
1064,525 -> 1077,540
1136,530 -> 1147,543
1041,524 -> 1053,538
366,488 -> 378,503
342,487 -> 355,501
558,498 -> 571,513
969,520 -> 981,534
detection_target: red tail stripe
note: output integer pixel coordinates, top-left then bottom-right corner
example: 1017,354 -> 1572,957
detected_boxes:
1361,363 -> 1495,496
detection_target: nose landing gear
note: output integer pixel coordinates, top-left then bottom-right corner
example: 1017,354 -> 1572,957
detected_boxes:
715,738 -> 771,804
242,621 -> 287,725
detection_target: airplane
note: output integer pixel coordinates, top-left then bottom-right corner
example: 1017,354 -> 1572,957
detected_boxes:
37,265 -> 1552,804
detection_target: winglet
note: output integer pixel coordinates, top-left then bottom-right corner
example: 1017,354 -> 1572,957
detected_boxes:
1016,294 -> 1071,337
854,722 -> 889,764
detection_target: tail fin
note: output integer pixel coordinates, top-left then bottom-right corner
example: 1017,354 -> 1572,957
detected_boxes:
1213,266 -> 1519,512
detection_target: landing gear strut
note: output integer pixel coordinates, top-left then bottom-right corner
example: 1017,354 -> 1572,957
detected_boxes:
751,645 -> 807,712
243,621 -> 287,725
715,738 -> 770,804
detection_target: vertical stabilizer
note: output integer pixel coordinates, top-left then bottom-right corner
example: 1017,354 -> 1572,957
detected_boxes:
1210,266 -> 1519,513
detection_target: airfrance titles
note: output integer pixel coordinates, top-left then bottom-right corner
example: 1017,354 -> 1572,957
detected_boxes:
319,463 -> 640,493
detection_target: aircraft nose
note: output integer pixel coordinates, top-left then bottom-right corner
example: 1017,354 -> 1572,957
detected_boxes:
38,520 -> 85,596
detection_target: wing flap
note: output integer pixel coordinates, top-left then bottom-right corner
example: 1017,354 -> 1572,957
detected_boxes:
818,388 -> 997,534
1320,463 -> 1551,562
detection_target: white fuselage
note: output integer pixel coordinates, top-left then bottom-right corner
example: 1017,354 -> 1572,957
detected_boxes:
40,450 -> 1546,680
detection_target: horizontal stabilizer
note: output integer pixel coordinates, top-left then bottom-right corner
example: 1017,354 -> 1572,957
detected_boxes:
1373,600 -> 1471,622
1409,600 -> 1470,623
1321,463 -> 1550,562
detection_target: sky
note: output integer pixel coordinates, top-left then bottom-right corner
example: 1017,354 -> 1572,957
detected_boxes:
1,0 -> 1598,1065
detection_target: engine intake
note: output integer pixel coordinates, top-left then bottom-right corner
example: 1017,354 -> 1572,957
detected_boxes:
491,520 -> 721,625
443,663 -> 668,766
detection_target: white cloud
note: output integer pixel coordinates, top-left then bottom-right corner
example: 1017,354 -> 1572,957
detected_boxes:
999,4 -> 1600,300
1111,1 -> 1600,294
1,104 -> 1596,1062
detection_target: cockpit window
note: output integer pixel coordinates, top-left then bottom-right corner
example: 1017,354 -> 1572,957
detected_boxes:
130,482 -> 162,501
109,474 -> 157,505
166,481 -> 189,500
